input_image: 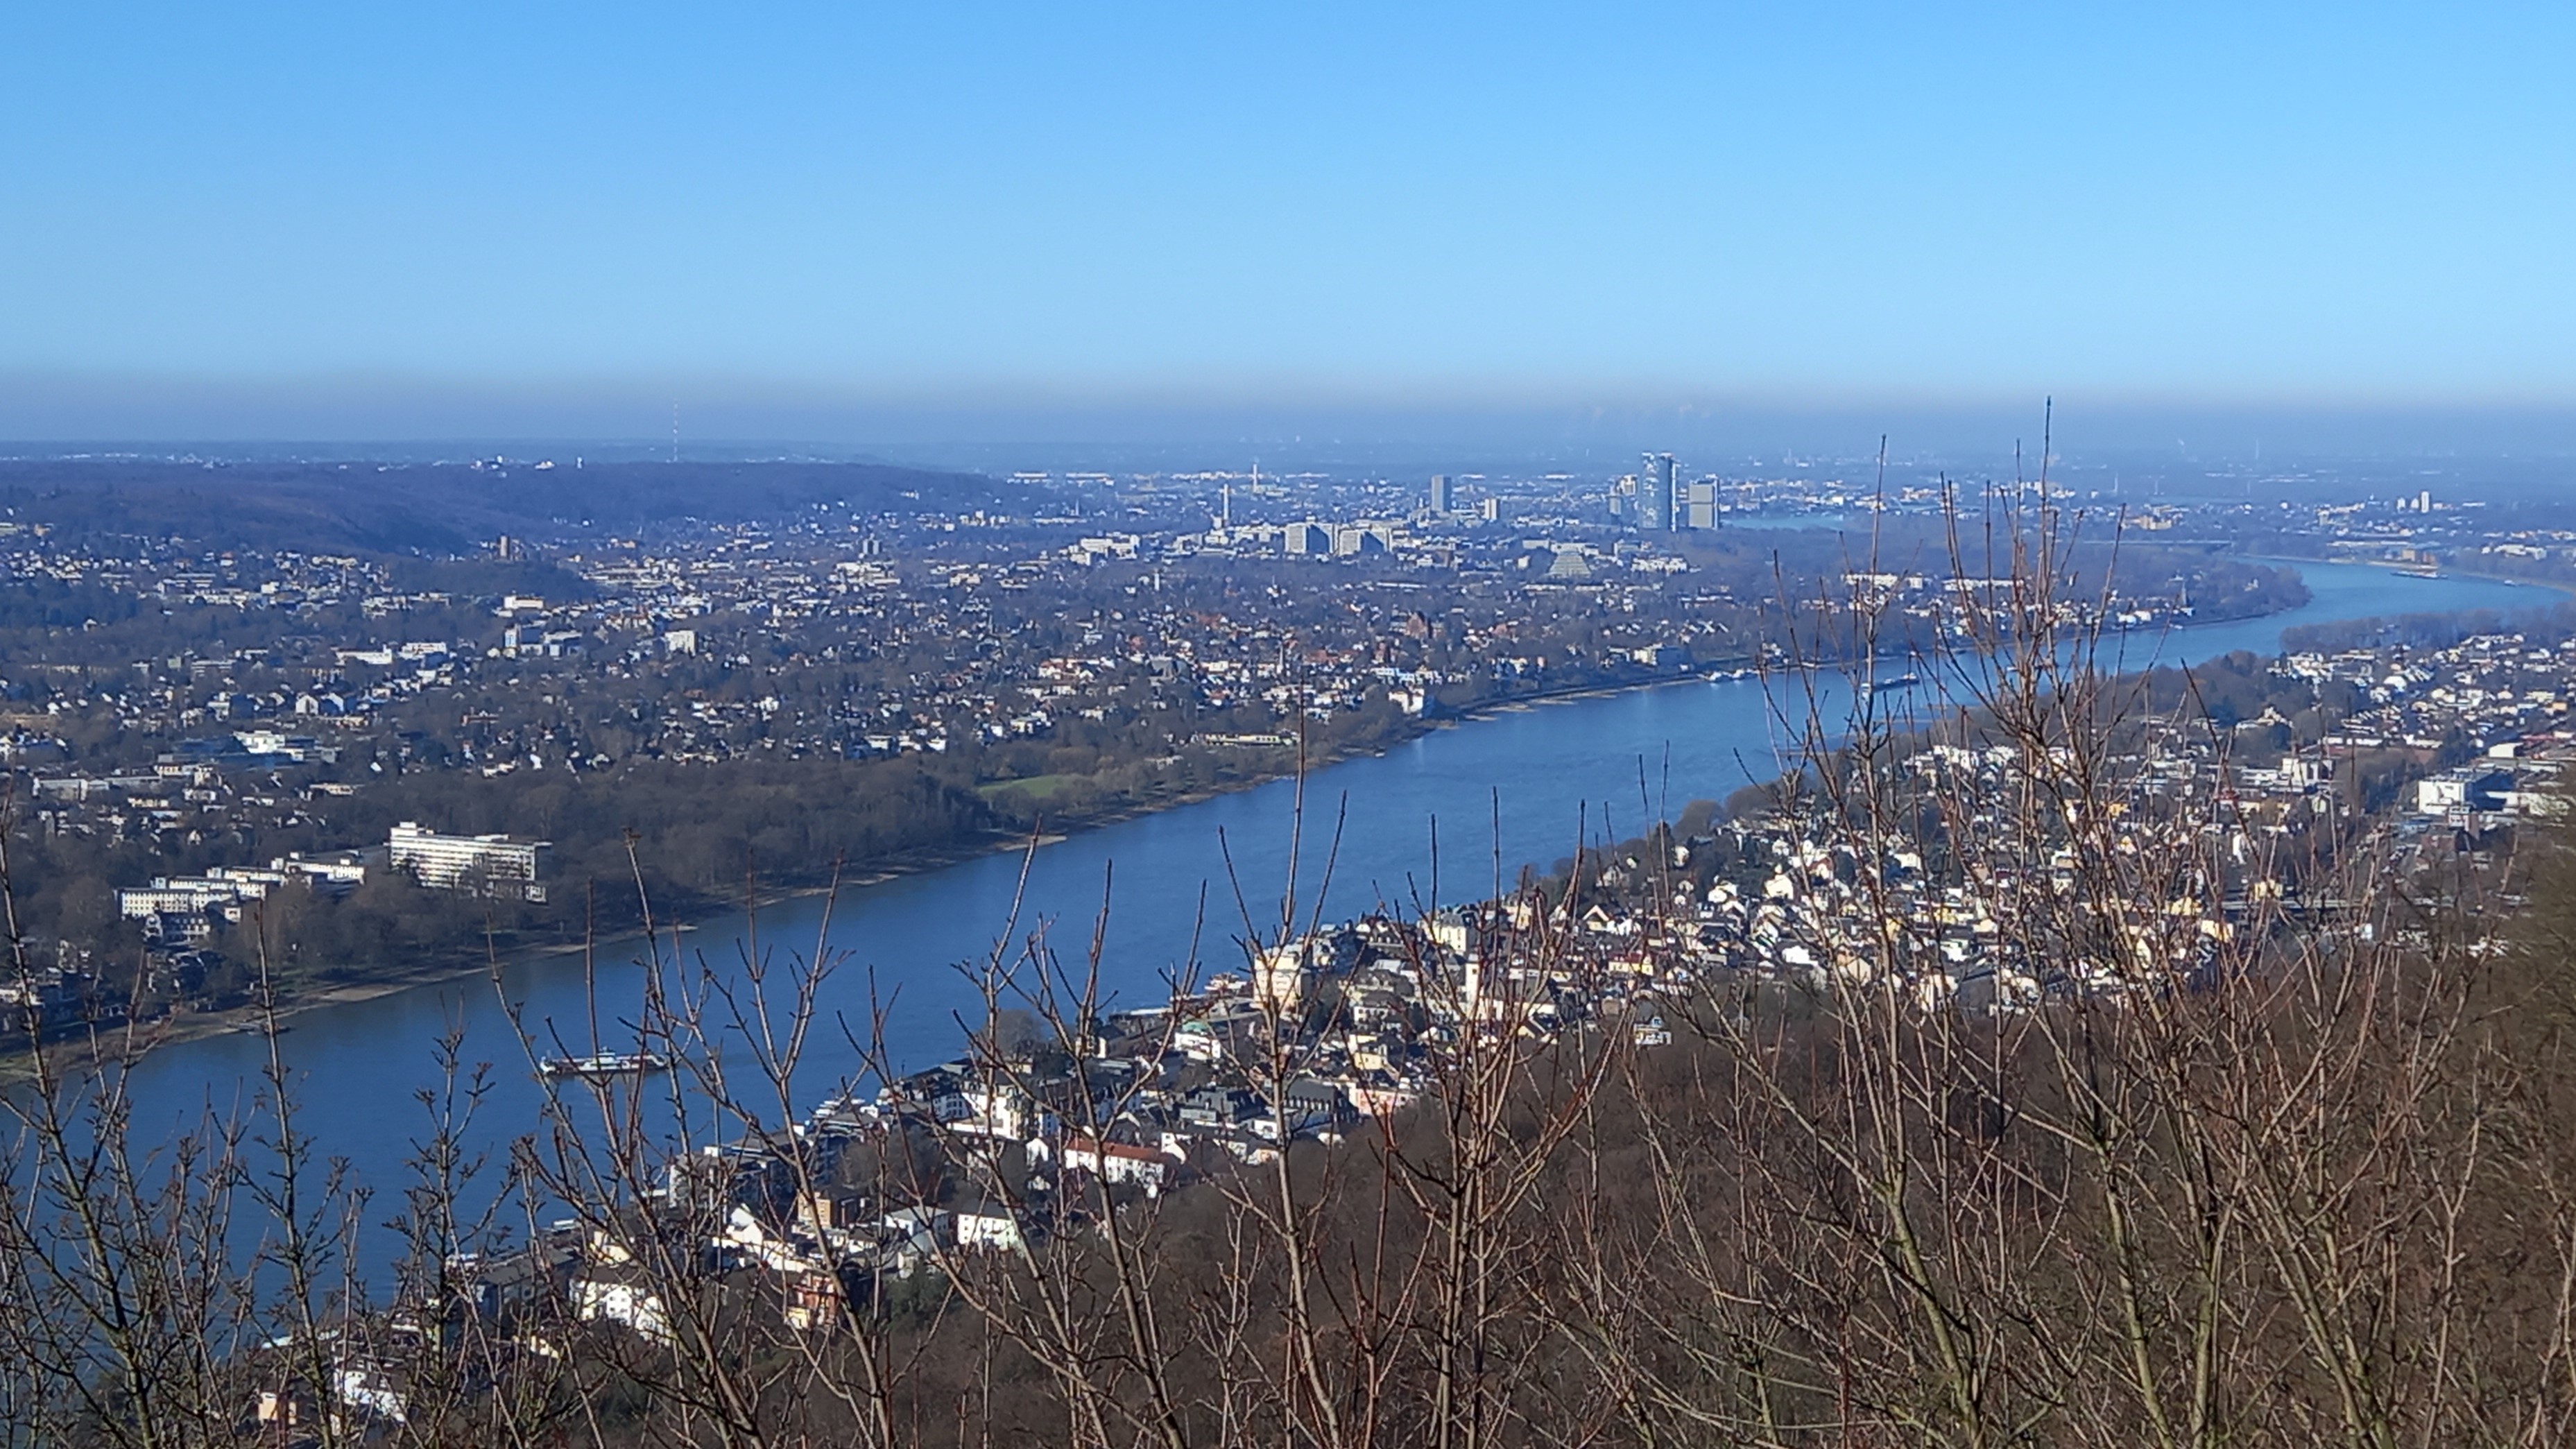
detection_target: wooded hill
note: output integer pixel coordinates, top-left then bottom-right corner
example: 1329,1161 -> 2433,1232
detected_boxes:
0,458 -> 1040,553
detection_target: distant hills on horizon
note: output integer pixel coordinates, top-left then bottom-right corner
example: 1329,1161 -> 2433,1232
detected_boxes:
0,457 -> 1040,556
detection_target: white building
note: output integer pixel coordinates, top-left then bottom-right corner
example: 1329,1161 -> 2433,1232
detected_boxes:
1069,533 -> 1140,563
954,1205 -> 1025,1251
1055,1136 -> 1178,1197
935,1082 -> 1035,1138
117,868 -> 279,920
572,1271 -> 671,1345
1253,938 -> 1320,1013
389,822 -> 550,902
117,853 -> 368,924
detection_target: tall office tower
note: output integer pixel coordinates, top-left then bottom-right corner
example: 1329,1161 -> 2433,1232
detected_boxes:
1682,480 -> 1721,530
1640,453 -> 1678,531
1429,474 -> 1452,513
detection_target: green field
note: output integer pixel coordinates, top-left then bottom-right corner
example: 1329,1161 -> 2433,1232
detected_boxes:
978,772 -> 1090,805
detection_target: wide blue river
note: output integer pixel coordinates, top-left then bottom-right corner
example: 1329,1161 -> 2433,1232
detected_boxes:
93,560 -> 2559,1269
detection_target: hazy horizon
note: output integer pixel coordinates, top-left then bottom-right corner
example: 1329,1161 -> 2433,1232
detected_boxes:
8,4 -> 2574,449
9,397 -> 2576,490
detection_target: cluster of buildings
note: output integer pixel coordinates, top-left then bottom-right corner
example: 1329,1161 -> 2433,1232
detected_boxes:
113,822 -> 547,944
5,500 -> 1764,835
422,900 -> 1681,1360
480,685 -> 2425,1358
10,457 -> 2576,1013
2277,630 -> 2576,854
294,701 -> 2441,1419
8,455 -> 2285,839
116,853 -> 368,930
495,617 -> 2576,1353
1174,456 -> 1724,564
1606,452 -> 1726,531
30,460 -> 2576,1428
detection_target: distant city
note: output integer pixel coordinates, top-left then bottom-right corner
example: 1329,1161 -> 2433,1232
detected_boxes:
0,449 -> 2564,1020
3,447 -> 2573,1422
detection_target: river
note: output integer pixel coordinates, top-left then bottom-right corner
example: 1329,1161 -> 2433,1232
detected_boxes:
88,560 -> 2560,1271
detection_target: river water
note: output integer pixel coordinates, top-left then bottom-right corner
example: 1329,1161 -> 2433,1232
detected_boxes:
90,560 -> 2558,1265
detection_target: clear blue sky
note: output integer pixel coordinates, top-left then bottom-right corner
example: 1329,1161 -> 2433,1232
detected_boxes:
4,3 -> 2573,442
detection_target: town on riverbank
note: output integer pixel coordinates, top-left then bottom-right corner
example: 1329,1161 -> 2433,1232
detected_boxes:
1,456 -> 2330,1044
10,456 -> 2576,1434
368,561 -> 2576,1394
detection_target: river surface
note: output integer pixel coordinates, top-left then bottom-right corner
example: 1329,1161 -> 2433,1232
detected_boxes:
89,561 -> 2560,1271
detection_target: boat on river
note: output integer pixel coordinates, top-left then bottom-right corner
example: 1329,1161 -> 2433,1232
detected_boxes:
538,1051 -> 670,1080
1863,671 -> 1923,694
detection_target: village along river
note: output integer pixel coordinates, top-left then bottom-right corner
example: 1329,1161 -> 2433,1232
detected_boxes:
75,560 -> 2562,1276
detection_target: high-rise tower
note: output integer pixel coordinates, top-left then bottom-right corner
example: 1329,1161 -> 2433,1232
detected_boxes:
1429,474 -> 1452,514
1640,453 -> 1678,531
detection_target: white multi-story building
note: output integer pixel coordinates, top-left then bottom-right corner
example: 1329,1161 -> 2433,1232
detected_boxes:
117,867 -> 282,920
388,822 -> 549,902
116,854 -> 368,924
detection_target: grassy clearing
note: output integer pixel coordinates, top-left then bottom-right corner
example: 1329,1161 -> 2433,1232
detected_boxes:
978,772 -> 1089,805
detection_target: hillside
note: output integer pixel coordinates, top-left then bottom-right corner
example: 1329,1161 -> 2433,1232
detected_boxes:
0,457 -> 1042,554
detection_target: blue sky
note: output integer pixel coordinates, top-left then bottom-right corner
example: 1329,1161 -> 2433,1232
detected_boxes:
4,3 -> 2572,443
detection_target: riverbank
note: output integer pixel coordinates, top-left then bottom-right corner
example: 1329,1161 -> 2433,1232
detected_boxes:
2,561 -> 2446,1083
2252,548 -> 2576,592
44,554 -> 2555,1287
1,668 -> 1672,1081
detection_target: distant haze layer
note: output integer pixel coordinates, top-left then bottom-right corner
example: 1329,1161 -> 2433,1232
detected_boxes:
4,5 -> 2574,439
